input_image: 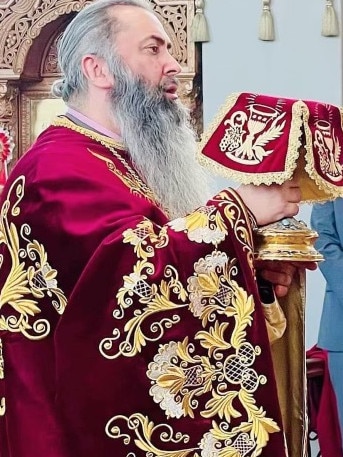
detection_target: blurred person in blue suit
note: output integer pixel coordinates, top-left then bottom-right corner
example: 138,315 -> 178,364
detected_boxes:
311,198 -> 343,448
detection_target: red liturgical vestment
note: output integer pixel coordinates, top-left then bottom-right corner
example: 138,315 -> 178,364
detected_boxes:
0,118 -> 287,457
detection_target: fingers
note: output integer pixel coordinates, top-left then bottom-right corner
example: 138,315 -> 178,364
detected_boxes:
284,202 -> 300,218
236,181 -> 301,226
256,260 -> 318,275
284,186 -> 301,203
255,260 -> 318,298
255,260 -> 297,275
255,261 -> 296,298
259,266 -> 294,289
279,180 -> 301,210
286,176 -> 301,188
274,284 -> 290,298
292,261 -> 318,271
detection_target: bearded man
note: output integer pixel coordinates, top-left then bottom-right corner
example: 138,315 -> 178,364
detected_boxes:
0,1 -> 314,456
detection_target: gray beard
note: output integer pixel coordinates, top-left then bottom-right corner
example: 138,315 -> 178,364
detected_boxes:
109,66 -> 211,219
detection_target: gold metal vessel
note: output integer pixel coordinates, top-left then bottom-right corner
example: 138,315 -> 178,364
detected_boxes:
254,217 -> 324,262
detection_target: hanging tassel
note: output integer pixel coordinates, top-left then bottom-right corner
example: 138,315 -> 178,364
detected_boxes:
191,0 -> 210,43
321,0 -> 339,37
258,0 -> 275,41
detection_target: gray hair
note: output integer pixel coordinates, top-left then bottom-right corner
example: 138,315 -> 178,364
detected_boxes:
51,0 -> 152,103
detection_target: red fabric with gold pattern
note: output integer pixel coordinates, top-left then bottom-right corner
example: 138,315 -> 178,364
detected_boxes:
303,100 -> 343,192
198,92 -> 343,201
0,119 -> 287,457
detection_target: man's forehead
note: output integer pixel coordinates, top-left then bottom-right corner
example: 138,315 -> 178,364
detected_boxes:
108,5 -> 173,51
109,4 -> 166,34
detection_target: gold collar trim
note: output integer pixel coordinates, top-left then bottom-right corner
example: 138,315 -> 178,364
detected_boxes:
52,116 -> 126,151
52,116 -> 158,206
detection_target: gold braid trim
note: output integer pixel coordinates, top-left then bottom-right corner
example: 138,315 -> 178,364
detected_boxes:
52,116 -> 125,150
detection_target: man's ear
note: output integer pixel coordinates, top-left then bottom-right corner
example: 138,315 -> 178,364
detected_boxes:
81,54 -> 114,89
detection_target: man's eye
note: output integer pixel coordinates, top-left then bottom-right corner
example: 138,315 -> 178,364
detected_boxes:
149,46 -> 159,54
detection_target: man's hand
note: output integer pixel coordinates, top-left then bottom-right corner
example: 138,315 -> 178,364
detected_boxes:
236,178 -> 301,226
255,260 -> 318,298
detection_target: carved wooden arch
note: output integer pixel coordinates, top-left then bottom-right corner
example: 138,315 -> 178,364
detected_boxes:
0,0 -> 202,167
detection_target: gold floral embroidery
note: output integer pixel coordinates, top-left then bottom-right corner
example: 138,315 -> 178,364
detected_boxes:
100,220 -> 186,359
170,197 -> 254,271
148,339 -> 213,419
122,219 -> 169,261
99,261 -> 188,359
0,176 -> 67,340
188,251 -> 237,323
142,251 -> 279,455
104,197 -> 281,455
169,205 -> 227,244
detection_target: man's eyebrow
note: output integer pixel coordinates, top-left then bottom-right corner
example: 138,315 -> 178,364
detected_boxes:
143,34 -> 172,49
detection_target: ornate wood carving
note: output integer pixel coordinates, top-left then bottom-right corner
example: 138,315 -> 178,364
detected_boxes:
0,0 -> 194,75
0,0 -> 202,162
0,1 -> 92,75
0,82 -> 14,120
41,32 -> 62,77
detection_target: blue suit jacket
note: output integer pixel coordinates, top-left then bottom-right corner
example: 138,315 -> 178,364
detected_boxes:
311,198 -> 343,351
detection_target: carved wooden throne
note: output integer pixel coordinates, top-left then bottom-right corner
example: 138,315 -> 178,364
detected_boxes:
0,0 -> 203,173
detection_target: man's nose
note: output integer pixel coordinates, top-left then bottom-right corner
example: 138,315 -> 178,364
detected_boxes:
164,53 -> 182,76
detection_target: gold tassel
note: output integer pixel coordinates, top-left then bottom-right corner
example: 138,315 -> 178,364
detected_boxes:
191,0 -> 210,43
259,0 -> 275,41
321,0 -> 339,37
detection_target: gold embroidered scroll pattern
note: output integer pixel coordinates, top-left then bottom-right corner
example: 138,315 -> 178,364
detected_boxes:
99,219 -> 188,359
216,194 -> 254,259
89,150 -> 156,203
106,413 -> 199,457
0,176 -> 67,340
